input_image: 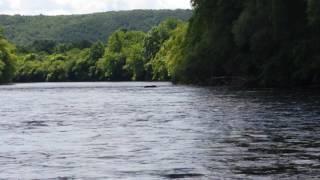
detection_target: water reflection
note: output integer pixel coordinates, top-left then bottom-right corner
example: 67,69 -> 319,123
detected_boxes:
199,88 -> 320,179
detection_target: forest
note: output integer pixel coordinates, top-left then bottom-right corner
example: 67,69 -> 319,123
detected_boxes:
176,0 -> 320,87
1,0 -> 320,87
0,9 -> 192,47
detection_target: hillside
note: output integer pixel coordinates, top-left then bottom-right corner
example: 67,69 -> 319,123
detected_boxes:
0,9 -> 192,46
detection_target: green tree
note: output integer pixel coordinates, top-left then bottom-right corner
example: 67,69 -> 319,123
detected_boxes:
0,30 -> 16,83
173,0 -> 242,83
168,0 -> 320,87
151,23 -> 188,81
143,19 -> 183,79
97,29 -> 146,81
46,55 -> 68,82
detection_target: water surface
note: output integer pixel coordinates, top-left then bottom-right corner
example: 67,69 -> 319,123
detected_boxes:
0,82 -> 319,179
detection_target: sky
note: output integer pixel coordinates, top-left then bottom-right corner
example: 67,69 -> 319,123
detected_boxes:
0,0 -> 191,15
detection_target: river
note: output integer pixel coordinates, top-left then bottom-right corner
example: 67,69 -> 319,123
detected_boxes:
0,82 -> 319,179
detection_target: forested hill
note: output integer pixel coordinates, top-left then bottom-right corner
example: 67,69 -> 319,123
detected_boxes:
2,1 -> 319,88
0,9 -> 192,47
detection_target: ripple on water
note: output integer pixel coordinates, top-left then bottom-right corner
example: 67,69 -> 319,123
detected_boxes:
0,82 -> 319,179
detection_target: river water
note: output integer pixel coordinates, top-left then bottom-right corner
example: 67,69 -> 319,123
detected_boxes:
0,82 -> 319,179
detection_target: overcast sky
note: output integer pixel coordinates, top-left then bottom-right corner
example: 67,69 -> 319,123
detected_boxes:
0,0 -> 191,15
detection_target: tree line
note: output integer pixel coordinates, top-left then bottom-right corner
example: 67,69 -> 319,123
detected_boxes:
169,0 -> 320,87
0,10 -> 192,47
1,0 -> 320,87
0,29 -> 16,84
0,18 -> 185,83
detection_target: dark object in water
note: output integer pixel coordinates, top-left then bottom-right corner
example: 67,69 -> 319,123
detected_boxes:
163,173 -> 204,179
23,120 -> 48,127
144,85 -> 157,88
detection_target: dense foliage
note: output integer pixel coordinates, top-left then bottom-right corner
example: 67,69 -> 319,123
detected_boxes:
13,18 -> 186,82
96,30 -> 146,81
14,42 -> 105,82
0,10 -> 192,47
167,0 -> 320,87
143,19 -> 185,80
0,29 -> 16,83
150,22 -> 188,81
4,2 -> 320,88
